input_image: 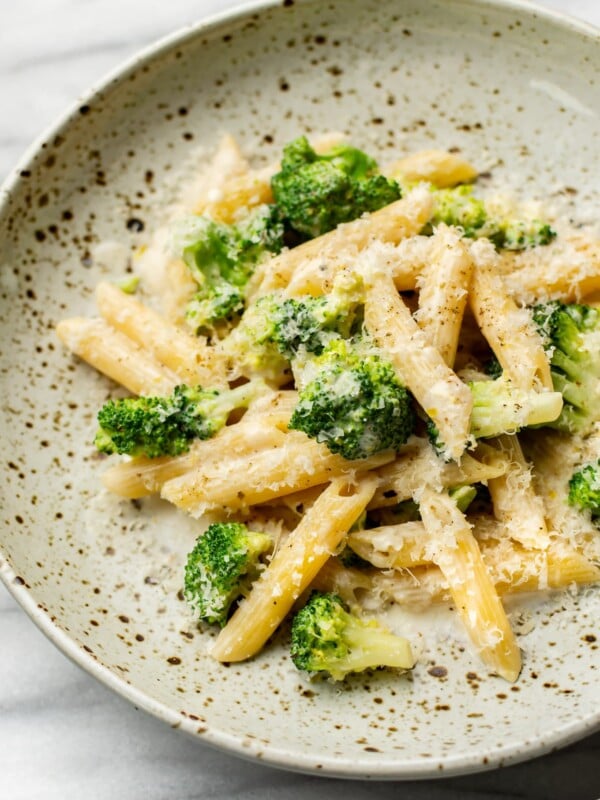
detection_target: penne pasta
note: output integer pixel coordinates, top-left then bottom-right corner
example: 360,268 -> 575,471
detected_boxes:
484,434 -> 550,549
161,434 -> 394,517
498,230 -> 600,305
195,164 -> 275,222
102,391 -> 298,498
253,185 -> 433,297
95,282 -> 228,388
415,224 -> 473,367
194,132 -> 346,222
369,438 -> 510,509
56,317 -> 178,396
469,240 -> 553,391
364,274 -> 473,460
386,149 -> 478,188
211,473 -> 379,662
418,488 -> 521,682
181,133 -> 249,212
348,522 -> 431,569
327,541 -> 600,609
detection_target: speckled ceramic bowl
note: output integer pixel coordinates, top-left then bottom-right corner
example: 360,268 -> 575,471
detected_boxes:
1,0 -> 599,779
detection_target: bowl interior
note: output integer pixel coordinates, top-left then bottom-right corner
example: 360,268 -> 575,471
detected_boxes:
1,0 -> 599,778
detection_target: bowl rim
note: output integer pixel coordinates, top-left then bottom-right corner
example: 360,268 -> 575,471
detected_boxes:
1,0 -> 599,780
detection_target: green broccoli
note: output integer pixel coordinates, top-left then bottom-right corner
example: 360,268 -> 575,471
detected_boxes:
95,380 -> 266,457
289,338 -> 415,460
184,522 -> 272,626
337,546 -> 372,570
271,136 -> 402,239
430,185 -> 555,251
469,378 -> 563,438
222,272 -> 363,381
270,296 -> 344,358
426,378 -> 563,451
532,301 -> 600,435
568,461 -> 600,519
488,218 -> 556,251
431,185 -> 488,238
290,591 -> 413,680
173,205 -> 284,330
449,484 -> 478,513
220,294 -> 292,382
483,355 -> 503,380
270,271 -> 363,358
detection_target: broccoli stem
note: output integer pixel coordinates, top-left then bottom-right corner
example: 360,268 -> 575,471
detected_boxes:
469,380 -> 563,439
334,621 -> 414,679
203,380 -> 268,421
449,485 -> 478,513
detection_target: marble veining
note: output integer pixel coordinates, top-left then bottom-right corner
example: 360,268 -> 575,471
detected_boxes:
1,1 -> 600,798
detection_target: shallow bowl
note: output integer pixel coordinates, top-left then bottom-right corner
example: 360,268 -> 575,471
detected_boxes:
1,0 -> 599,779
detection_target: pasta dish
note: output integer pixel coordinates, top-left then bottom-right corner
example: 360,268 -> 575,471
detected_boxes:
56,133 -> 600,684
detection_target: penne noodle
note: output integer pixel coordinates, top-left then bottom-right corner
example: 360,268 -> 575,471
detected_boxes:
162,258 -> 201,328
333,541 -> 600,608
348,522 -> 431,569
161,434 -> 394,517
253,185 -> 433,297
102,418 -> 288,498
102,391 -> 298,498
484,434 -> 550,549
195,132 -> 346,222
475,527 -> 600,596
469,240 -> 553,391
196,164 -> 275,222
364,274 -> 473,460
56,317 -> 178,396
181,133 -> 249,212
415,224 -> 473,367
418,488 -> 521,682
211,473 -> 379,662
95,282 -> 227,388
386,149 -> 478,188
369,438 -> 510,509
283,235 -> 431,299
497,230 -> 600,305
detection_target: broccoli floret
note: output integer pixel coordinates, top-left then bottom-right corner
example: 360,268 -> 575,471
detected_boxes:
430,185 -> 555,251
184,522 -> 272,626
271,136 -> 402,239
220,295 -> 292,382
223,273 -> 363,381
532,301 -> 600,435
271,272 -> 363,358
431,185 -> 488,238
568,461 -> 600,519
488,219 -> 555,251
115,275 -> 140,294
289,339 -> 415,460
173,205 -> 284,330
95,380 -> 266,457
290,591 -> 413,680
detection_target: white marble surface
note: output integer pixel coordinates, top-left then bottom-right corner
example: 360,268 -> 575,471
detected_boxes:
1,1 -> 600,798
